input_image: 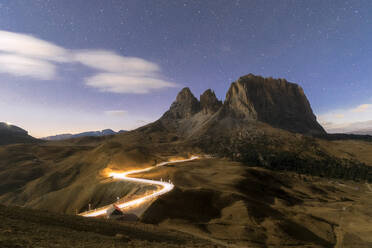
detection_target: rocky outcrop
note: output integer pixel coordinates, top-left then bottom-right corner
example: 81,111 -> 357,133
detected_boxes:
160,74 -> 325,135
162,87 -> 201,119
222,74 -> 325,134
200,89 -> 222,115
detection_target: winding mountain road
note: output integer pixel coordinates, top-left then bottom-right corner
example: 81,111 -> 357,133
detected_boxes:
80,156 -> 199,217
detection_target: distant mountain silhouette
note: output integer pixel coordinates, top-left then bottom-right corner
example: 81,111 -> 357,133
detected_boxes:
347,130 -> 372,135
42,129 -> 127,141
0,122 -> 38,145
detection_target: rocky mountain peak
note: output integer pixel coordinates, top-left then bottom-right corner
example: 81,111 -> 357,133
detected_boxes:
200,89 -> 222,114
159,74 -> 325,135
163,87 -> 201,119
175,87 -> 196,102
223,74 -> 325,134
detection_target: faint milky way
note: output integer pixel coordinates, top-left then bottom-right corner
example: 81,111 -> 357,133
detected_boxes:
0,0 -> 372,136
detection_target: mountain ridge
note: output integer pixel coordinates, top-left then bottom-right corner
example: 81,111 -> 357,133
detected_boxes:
158,73 -> 325,137
42,129 -> 127,141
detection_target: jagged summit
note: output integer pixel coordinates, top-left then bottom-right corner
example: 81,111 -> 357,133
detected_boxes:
175,87 -> 196,102
163,87 -> 201,119
200,89 -> 222,115
160,74 -> 325,135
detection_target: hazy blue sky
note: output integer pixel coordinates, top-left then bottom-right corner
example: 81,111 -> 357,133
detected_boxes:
1,0 -> 372,137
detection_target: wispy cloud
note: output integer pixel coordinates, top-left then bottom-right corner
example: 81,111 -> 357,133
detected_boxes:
86,73 -> 177,94
73,50 -> 159,73
0,30 -> 177,93
318,102 -> 372,133
0,30 -> 68,62
75,50 -> 176,93
351,104 -> 372,113
320,120 -> 372,134
0,54 -> 56,80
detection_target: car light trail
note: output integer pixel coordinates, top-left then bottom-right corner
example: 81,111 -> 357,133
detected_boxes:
80,156 -> 199,217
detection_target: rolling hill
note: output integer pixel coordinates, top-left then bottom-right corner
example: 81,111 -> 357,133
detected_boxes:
0,122 -> 39,146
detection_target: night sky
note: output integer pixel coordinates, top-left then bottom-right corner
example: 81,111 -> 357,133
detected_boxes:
1,0 -> 372,137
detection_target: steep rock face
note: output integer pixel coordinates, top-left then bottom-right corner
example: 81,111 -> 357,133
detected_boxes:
162,87 -> 201,119
223,74 -> 325,134
200,89 -> 222,115
223,81 -> 258,120
159,74 -> 325,135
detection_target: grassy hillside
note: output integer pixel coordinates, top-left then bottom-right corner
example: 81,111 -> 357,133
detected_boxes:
0,130 -> 39,146
0,140 -> 158,214
0,204 -> 220,248
0,127 -> 198,214
192,121 -> 372,181
140,158 -> 372,248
